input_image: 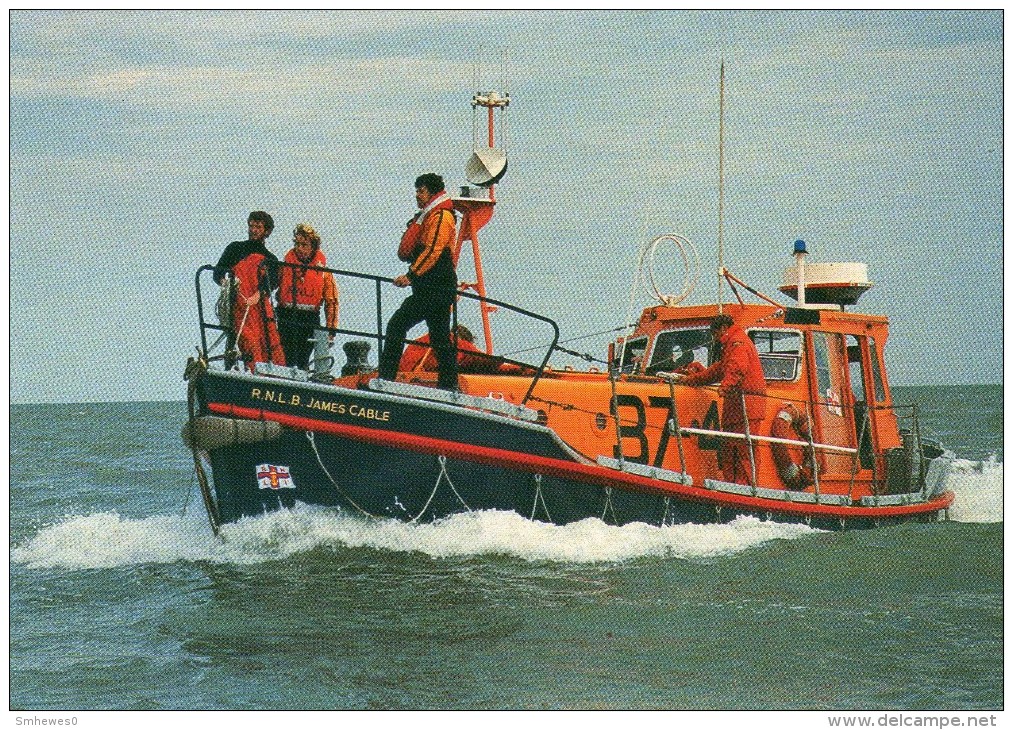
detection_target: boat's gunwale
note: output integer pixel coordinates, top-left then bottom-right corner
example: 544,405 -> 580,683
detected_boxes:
201,368 -> 595,464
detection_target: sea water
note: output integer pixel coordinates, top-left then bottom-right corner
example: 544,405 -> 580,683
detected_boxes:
9,385 -> 1002,710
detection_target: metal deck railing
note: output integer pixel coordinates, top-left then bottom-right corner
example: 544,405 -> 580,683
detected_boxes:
193,261 -> 560,405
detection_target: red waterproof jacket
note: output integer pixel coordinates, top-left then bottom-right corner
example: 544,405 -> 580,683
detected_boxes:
232,253 -> 274,313
230,252 -> 285,369
681,324 -> 767,427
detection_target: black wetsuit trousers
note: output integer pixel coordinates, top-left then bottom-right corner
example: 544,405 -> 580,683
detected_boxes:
378,288 -> 458,390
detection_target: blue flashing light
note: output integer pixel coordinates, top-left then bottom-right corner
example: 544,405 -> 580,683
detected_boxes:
793,239 -> 807,254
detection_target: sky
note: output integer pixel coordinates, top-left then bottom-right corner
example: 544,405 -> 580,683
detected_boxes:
9,9 -> 1003,403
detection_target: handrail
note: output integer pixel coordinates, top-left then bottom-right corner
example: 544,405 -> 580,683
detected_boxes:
194,266 -> 213,357
677,426 -> 858,455
194,262 -> 560,405
741,391 -> 757,492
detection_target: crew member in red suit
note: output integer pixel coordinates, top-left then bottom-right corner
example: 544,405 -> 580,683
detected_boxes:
400,325 -> 478,374
277,223 -> 339,369
213,211 -> 286,371
378,173 -> 459,390
398,324 -> 528,376
677,314 -> 767,484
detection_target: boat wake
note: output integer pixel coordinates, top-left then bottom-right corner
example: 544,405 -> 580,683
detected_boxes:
13,505 -> 817,571
944,456 -> 1003,523
12,456 -> 999,572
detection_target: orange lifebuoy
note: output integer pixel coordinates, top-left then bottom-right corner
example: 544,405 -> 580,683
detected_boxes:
770,403 -> 818,490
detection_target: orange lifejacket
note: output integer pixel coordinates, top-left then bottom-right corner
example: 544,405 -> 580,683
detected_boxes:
278,249 -> 327,309
398,192 -> 456,263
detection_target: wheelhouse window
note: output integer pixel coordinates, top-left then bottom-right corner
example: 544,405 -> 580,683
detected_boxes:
749,329 -> 802,381
846,336 -> 866,404
813,332 -> 833,396
869,339 -> 887,403
646,328 -> 710,375
611,336 -> 648,375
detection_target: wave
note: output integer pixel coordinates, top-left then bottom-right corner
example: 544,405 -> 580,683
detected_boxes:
13,453 -> 998,572
11,507 -> 817,571
944,456 -> 1003,523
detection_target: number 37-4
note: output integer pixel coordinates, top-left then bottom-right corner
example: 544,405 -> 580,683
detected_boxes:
610,394 -> 720,465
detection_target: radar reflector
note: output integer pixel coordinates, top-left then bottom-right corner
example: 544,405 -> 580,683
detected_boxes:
465,147 -> 508,187
780,261 -> 872,307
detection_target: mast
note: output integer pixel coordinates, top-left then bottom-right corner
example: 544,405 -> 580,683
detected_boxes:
453,88 -> 509,354
717,60 -> 726,313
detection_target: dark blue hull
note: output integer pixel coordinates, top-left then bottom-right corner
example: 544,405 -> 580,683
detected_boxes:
207,427 -> 693,526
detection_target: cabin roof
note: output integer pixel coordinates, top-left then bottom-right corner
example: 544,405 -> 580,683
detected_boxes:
634,303 -> 889,338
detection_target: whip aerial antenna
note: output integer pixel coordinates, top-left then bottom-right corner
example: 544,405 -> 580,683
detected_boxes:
717,60 -> 726,313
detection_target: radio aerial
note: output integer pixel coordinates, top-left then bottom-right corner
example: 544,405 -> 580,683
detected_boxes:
465,91 -> 509,187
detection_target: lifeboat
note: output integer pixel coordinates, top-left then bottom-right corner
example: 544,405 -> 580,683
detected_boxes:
182,89 -> 954,535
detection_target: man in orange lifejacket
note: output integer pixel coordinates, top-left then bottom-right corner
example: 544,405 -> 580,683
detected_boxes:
378,173 -> 459,390
276,223 -> 339,369
678,314 -> 767,484
213,211 -> 286,372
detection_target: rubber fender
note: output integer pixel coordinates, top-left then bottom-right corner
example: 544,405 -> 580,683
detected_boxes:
181,415 -> 282,452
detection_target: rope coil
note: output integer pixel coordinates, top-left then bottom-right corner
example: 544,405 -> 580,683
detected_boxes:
638,234 -> 701,307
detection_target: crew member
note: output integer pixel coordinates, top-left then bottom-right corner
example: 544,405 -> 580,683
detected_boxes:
398,324 -> 523,375
400,325 -> 479,374
378,173 -> 459,390
213,211 -> 286,371
678,314 -> 767,484
277,223 -> 339,369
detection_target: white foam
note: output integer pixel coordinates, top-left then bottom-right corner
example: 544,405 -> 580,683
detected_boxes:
14,453 -> 1000,572
11,512 -> 228,570
12,507 -> 818,570
945,456 -> 1003,523
231,508 -> 819,563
